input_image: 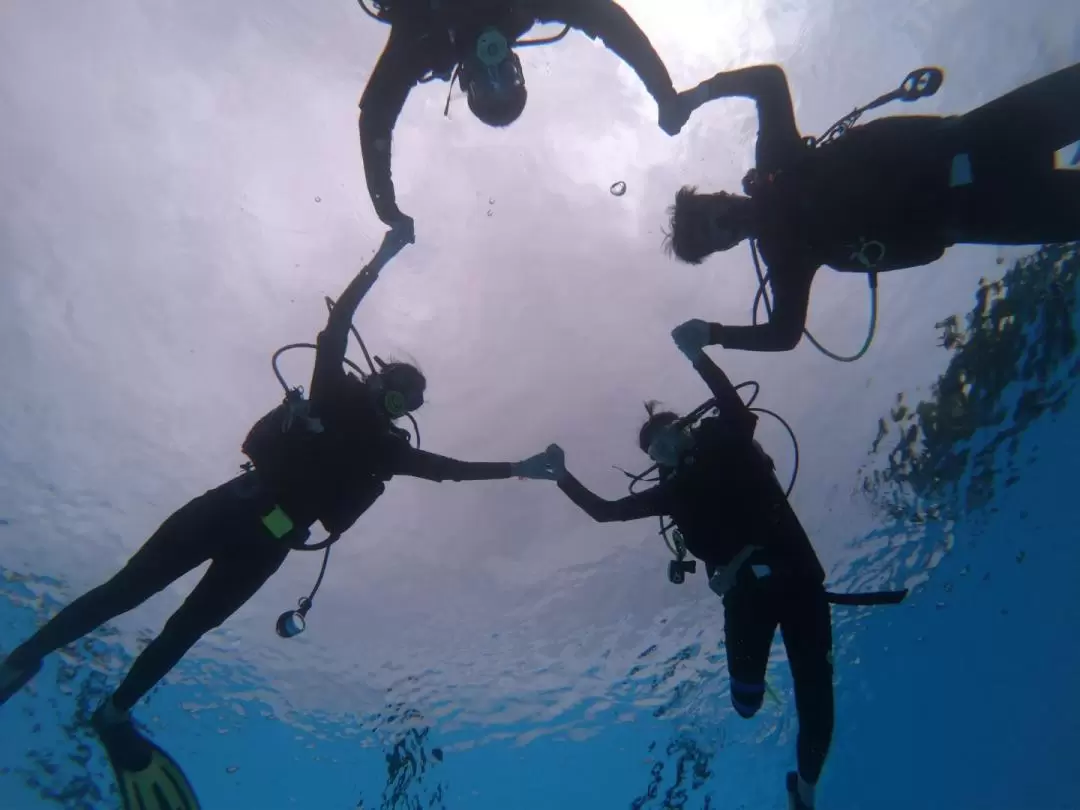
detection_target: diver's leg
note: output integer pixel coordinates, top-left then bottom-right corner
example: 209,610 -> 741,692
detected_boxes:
942,62 -> 1080,245
108,538 -> 289,712
722,580 -> 779,719
959,61 -> 1080,162
778,582 -> 834,808
4,493 -> 223,672
947,172 -> 1080,245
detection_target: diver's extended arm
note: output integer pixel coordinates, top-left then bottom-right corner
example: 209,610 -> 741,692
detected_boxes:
358,28 -> 428,226
390,442 -> 562,482
390,446 -> 516,482
706,261 -> 816,352
537,0 -> 676,106
309,275 -> 379,401
309,234 -> 404,401
685,351 -> 757,430
689,64 -> 802,169
556,471 -> 668,523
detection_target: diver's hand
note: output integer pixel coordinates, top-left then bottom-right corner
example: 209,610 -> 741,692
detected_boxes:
658,88 -> 706,136
544,443 -> 566,480
512,447 -> 561,481
386,212 -> 415,246
672,319 -> 711,358
658,93 -> 692,136
708,545 -> 763,598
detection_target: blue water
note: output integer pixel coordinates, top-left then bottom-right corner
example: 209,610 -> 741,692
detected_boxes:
4,1 -> 1080,808
8,249 -> 1080,810
4,250 -> 1078,809
6,282 -> 1080,810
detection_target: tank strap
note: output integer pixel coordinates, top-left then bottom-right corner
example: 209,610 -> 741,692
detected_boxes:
825,588 -> 908,606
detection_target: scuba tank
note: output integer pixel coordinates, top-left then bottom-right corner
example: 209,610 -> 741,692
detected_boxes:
241,388 -> 324,487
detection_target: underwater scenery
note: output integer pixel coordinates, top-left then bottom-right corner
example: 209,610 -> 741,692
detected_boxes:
2,1 -> 1079,808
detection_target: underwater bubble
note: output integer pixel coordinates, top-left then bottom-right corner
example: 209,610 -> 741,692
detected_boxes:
610,181 -> 627,196
314,196 -> 322,203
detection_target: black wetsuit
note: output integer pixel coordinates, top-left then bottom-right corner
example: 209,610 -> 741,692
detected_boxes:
555,351 -> 833,785
704,61 -> 1080,352
6,268 -> 515,712
359,0 -> 676,225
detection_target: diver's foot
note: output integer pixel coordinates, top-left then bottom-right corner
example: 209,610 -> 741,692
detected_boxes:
91,698 -> 151,771
0,655 -> 43,707
92,706 -> 202,809
787,771 -> 815,810
92,695 -> 131,727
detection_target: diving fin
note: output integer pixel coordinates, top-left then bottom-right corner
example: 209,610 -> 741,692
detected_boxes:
92,706 -> 201,810
0,656 -> 42,707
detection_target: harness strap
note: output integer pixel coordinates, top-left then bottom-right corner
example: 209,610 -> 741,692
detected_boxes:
729,547 -> 909,606
825,588 -> 909,606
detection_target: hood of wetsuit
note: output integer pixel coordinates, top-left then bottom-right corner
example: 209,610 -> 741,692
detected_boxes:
460,28 -> 527,127
370,361 -> 426,417
639,409 -> 695,467
647,425 -> 695,468
639,411 -> 679,454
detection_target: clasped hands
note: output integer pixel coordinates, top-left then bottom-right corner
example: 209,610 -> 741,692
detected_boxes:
517,320 -> 711,479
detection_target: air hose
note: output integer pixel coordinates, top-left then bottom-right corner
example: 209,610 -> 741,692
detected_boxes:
751,239 -> 879,364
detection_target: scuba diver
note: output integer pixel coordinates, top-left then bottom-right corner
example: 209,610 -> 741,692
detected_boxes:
0,238 -> 556,806
542,319 -> 906,809
664,60 -> 1080,353
358,0 -> 694,236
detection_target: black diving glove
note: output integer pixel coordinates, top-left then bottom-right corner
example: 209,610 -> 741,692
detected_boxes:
657,90 -> 694,135
512,447 -> 562,481
543,444 -> 567,480
659,86 -> 714,135
385,211 -> 415,245
672,318 -> 711,358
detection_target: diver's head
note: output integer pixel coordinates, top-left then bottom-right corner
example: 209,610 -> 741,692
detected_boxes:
460,27 -> 527,128
639,402 -> 694,468
664,186 -> 754,264
369,359 -> 426,418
